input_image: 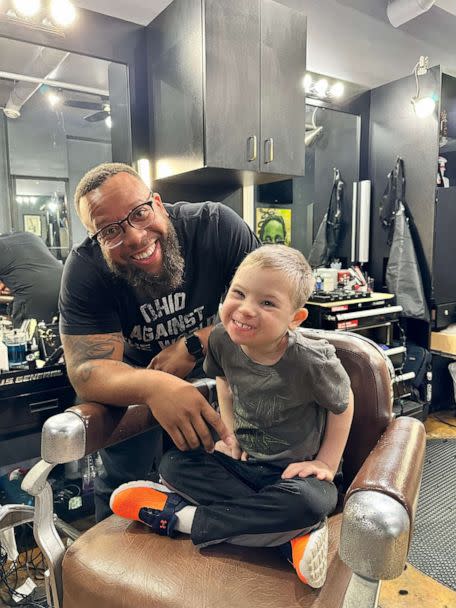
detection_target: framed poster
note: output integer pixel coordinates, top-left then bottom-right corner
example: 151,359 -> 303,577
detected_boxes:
23,214 -> 42,237
256,207 -> 292,246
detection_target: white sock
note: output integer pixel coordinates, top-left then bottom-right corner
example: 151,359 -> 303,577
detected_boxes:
175,505 -> 196,534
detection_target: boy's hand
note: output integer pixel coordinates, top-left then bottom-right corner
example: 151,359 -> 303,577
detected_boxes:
215,439 -> 248,461
281,459 -> 334,481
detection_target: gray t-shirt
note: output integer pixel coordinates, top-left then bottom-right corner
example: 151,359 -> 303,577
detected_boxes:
204,324 -> 350,465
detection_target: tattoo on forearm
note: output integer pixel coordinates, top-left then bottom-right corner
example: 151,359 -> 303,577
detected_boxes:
63,334 -> 125,383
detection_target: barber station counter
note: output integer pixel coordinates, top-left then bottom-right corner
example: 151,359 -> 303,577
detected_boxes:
0,363 -> 76,473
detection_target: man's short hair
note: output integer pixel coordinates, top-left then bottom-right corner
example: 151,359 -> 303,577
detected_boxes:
74,162 -> 142,214
236,245 -> 315,308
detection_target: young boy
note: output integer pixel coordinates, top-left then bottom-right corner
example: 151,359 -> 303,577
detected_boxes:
110,245 -> 354,588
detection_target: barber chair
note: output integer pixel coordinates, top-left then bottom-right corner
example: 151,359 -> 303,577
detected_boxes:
21,329 -> 426,608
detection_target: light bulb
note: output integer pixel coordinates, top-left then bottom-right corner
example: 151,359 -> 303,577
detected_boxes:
303,73 -> 313,92
413,96 -> 436,118
330,82 -> 344,98
314,79 -> 329,98
48,92 -> 62,107
50,0 -> 76,26
13,0 -> 41,17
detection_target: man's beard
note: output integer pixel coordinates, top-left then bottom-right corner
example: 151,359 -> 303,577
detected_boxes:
105,221 -> 185,300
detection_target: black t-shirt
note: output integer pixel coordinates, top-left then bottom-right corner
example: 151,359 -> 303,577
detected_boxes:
59,202 -> 259,367
0,231 -> 63,325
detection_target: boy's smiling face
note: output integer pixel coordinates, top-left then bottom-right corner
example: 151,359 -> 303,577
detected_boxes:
221,266 -> 307,353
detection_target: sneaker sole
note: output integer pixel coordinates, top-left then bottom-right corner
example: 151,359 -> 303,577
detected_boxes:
109,480 -> 172,513
294,519 -> 328,588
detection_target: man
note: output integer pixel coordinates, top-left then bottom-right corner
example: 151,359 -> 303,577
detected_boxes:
59,162 -> 259,519
0,231 -> 63,327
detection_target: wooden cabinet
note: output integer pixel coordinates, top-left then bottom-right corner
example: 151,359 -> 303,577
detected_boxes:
147,0 -> 307,184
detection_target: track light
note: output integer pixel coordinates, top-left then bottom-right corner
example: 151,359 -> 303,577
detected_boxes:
411,56 -> 436,118
303,72 -> 346,101
13,0 -> 41,17
50,0 -> 75,26
314,79 -> 329,97
330,82 -> 345,98
2,0 -> 77,34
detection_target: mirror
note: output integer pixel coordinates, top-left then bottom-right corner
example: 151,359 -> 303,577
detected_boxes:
255,103 -> 361,261
0,37 -> 131,255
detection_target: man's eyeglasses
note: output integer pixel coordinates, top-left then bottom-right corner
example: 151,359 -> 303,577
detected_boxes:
90,198 -> 155,249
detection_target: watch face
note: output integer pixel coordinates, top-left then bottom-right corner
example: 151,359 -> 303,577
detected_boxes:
186,335 -> 203,358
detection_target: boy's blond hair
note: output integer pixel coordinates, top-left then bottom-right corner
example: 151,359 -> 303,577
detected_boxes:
236,245 -> 315,309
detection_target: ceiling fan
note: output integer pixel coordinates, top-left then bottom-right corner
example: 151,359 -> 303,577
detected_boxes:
63,98 -> 110,122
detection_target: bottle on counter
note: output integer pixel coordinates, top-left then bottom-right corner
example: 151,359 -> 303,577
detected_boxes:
0,331 -> 9,372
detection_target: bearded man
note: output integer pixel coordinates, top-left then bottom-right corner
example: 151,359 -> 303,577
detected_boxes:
59,162 -> 259,520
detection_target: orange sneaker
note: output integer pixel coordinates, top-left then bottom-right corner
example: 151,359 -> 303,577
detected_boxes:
109,480 -> 188,536
290,519 -> 328,588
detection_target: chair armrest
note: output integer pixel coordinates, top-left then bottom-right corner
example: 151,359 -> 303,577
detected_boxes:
41,378 -> 217,464
339,416 -> 426,580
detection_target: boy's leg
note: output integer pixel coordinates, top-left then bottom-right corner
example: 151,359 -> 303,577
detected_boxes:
111,447 -> 337,544
110,448 -> 262,536
158,448 -> 337,547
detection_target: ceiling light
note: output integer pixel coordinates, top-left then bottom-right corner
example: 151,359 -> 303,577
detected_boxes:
303,73 -> 313,92
13,0 -> 41,17
330,82 -> 345,98
105,115 -> 112,128
47,90 -> 62,107
314,79 -> 329,97
412,96 -> 436,118
411,55 -> 436,118
3,107 -> 20,119
50,0 -> 76,26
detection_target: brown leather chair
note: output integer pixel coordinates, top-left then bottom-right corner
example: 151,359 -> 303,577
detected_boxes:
22,329 -> 426,608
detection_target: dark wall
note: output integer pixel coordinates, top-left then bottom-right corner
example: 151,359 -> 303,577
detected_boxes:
368,66 -> 440,296
0,9 -> 148,161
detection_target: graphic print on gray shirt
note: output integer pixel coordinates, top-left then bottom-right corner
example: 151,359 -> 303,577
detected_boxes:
204,324 -> 350,465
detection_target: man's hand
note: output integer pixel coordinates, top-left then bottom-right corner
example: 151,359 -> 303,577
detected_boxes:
148,338 -> 195,378
0,281 -> 11,294
281,459 -> 334,482
215,439 -> 248,461
148,373 -> 235,452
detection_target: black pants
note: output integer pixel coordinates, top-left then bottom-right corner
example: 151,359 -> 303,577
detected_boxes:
159,448 -> 338,548
94,426 -> 164,521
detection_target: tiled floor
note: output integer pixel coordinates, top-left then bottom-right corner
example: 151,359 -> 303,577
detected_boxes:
378,410 -> 456,608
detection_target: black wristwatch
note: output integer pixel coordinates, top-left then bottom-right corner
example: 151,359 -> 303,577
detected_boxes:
184,333 -> 205,364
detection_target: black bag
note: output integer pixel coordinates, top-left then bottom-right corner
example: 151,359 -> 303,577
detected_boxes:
379,157 -> 405,245
325,168 -> 344,261
308,168 -> 344,267
403,343 -> 432,404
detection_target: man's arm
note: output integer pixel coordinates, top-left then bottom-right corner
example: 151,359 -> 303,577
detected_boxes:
148,325 -> 213,377
282,389 -> 354,481
61,332 -> 232,452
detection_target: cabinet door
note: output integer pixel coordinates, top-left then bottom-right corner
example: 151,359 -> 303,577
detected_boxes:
204,0 -> 260,171
260,1 -> 306,175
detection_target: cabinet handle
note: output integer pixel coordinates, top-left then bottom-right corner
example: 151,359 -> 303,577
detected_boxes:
247,135 -> 257,161
264,138 -> 274,163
